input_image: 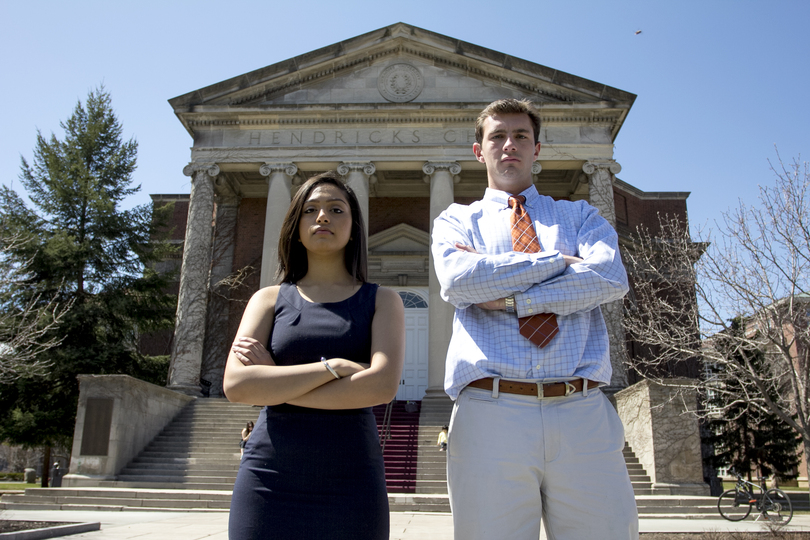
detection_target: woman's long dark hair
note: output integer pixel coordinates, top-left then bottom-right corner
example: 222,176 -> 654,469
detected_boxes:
276,171 -> 368,284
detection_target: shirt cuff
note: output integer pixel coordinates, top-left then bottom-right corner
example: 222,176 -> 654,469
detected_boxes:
513,252 -> 565,317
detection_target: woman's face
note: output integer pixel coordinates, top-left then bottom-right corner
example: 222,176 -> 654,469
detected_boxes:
298,183 -> 353,256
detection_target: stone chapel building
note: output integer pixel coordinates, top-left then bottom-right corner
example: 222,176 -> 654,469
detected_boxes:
62,23 -> 712,498
157,22 -> 691,408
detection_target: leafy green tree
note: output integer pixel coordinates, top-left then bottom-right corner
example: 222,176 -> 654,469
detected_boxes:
0,87 -> 176,485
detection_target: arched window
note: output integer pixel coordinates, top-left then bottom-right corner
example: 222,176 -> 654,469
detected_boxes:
398,291 -> 428,309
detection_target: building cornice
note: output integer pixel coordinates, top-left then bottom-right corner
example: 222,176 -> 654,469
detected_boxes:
614,178 -> 690,201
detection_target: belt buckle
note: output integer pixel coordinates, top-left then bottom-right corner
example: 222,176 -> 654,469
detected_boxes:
564,381 -> 576,397
536,382 -> 544,399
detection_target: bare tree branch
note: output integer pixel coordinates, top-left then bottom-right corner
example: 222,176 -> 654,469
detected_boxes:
0,229 -> 72,384
622,153 -> 810,485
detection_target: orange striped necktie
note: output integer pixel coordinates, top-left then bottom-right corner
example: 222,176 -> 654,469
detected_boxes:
508,195 -> 559,348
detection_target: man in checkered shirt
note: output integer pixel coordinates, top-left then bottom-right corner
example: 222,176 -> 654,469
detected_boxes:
431,99 -> 638,540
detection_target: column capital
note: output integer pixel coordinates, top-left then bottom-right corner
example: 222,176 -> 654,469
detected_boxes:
182,162 -> 220,178
582,160 -> 622,176
337,161 -> 376,177
259,162 -> 298,178
422,161 -> 461,183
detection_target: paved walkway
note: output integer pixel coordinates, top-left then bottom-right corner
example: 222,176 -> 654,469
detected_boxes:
2,510 -> 809,539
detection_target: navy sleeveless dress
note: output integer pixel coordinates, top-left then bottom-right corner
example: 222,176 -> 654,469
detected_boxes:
228,282 -> 388,540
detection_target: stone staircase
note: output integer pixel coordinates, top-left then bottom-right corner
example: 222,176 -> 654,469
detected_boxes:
0,397 -> 721,517
68,398 -> 257,490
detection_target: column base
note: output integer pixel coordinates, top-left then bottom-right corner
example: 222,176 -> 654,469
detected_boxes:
422,386 -> 451,401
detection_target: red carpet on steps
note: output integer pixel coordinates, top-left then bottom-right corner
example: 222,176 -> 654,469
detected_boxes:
372,401 -> 421,493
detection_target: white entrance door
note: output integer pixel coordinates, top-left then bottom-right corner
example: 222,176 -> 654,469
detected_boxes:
395,289 -> 429,401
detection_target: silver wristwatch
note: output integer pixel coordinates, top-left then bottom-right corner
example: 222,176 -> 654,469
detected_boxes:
504,295 -> 516,314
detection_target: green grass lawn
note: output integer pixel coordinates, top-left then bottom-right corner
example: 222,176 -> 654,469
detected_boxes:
0,483 -> 38,490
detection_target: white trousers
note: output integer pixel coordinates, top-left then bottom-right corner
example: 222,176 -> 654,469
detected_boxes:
447,384 -> 639,540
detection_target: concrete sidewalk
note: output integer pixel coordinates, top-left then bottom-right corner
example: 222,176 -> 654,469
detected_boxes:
1,510 -> 809,539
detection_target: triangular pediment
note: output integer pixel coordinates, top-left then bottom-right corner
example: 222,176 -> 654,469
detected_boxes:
368,223 -> 430,253
170,23 -> 635,131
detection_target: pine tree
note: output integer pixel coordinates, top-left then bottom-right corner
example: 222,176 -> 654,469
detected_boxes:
0,87 -> 176,483
705,319 -> 802,481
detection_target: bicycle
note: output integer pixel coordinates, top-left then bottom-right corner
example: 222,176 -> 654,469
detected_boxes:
717,469 -> 793,524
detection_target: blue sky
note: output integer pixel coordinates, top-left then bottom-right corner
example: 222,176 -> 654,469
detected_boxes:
2,0 -> 808,233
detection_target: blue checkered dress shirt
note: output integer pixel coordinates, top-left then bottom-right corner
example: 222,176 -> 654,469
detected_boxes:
431,185 -> 629,400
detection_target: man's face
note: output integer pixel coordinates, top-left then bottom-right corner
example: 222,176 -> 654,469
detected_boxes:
473,113 -> 541,195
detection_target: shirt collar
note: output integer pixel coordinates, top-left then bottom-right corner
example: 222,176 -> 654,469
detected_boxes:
484,184 -> 540,208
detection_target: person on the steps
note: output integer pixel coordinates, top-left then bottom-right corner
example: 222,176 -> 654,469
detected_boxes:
239,421 -> 253,457
437,425 -> 448,452
224,172 -> 405,540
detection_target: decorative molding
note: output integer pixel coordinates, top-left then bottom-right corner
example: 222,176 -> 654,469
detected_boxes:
377,63 -> 424,103
182,162 -> 220,178
259,162 -> 298,178
186,112 -> 623,129
582,160 -> 622,176
337,161 -> 376,177
423,161 -> 461,184
368,223 -> 430,251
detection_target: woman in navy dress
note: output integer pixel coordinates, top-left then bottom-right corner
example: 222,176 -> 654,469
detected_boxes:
224,172 -> 405,540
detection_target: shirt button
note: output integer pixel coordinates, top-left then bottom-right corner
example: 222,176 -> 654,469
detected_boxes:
527,308 -> 534,314
526,299 -> 532,304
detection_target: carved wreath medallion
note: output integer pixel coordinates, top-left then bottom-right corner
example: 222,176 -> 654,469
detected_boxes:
378,63 -> 424,103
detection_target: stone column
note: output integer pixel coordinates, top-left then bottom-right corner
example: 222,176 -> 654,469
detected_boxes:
337,161 -> 376,240
582,160 -> 628,393
583,160 -> 621,227
200,183 -> 240,397
167,163 -> 219,395
422,162 -> 461,400
259,162 -> 298,288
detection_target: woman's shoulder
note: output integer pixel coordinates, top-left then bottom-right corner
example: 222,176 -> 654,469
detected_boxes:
251,285 -> 282,303
243,285 -> 283,316
374,286 -> 404,310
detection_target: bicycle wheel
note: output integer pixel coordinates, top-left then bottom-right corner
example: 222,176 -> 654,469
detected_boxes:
718,489 -> 752,521
763,488 -> 793,524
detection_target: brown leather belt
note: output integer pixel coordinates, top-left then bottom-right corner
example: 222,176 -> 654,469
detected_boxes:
467,377 -> 599,398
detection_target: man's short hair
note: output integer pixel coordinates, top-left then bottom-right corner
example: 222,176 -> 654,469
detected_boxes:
475,99 -> 541,145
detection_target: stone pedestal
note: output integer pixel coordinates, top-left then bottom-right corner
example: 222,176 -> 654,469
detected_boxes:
615,379 -> 709,495
63,375 -> 193,486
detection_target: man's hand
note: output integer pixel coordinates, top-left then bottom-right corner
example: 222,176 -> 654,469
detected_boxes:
454,242 -> 478,254
563,255 -> 583,266
454,243 -> 507,310
232,337 -> 273,366
477,298 -> 507,310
